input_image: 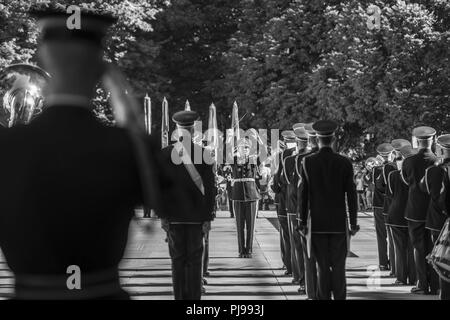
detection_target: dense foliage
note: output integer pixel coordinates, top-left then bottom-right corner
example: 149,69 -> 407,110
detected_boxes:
0,0 -> 448,158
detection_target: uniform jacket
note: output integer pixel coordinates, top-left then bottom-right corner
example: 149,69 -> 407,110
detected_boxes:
372,161 -> 396,209
300,147 -> 358,233
160,141 -> 216,223
420,159 -> 450,231
401,149 -> 436,222
271,148 -> 294,214
0,106 -> 147,275
386,170 -> 408,227
230,155 -> 261,201
281,148 -> 311,214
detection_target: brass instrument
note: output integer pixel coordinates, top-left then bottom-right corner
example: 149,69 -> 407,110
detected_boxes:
0,63 -> 50,127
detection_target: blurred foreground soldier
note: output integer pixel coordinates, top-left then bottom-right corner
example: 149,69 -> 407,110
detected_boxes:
0,8 -> 161,300
402,126 -> 438,295
372,143 -> 395,271
161,111 -> 215,300
272,131 -> 296,272
299,120 -> 358,300
296,122 -> 319,299
283,125 -> 308,292
386,144 -> 416,285
420,134 -> 450,299
230,137 -> 260,258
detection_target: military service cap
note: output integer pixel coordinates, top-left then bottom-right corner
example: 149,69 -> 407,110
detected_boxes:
293,126 -> 308,141
292,123 -> 305,131
376,143 -> 394,156
30,7 -> 117,46
391,139 -> 411,151
303,122 -> 316,136
412,126 -> 436,139
399,145 -> 418,158
437,134 -> 450,150
281,130 -> 296,141
172,110 -> 199,128
312,120 -> 338,137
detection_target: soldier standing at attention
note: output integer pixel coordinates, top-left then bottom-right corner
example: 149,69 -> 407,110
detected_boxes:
372,143 -> 395,271
230,137 -> 261,258
161,110 -> 215,300
299,120 -> 359,300
401,126 -> 438,295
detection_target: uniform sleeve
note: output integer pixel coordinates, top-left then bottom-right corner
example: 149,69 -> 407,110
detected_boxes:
385,171 -> 395,211
419,167 -> 431,194
345,160 -> 358,227
299,157 -> 309,225
401,157 -> 412,186
271,153 -> 283,194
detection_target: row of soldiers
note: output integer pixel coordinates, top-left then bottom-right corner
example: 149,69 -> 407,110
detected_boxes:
372,128 -> 450,299
272,121 -> 359,300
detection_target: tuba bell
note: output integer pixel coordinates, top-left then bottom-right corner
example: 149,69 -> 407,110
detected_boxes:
0,63 -> 50,128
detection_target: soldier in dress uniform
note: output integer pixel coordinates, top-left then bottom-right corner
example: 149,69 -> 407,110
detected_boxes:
372,143 -> 395,271
419,134 -> 450,298
230,137 -> 261,258
271,131 -> 297,273
435,134 -> 450,300
299,120 -> 359,300
0,8 -> 167,300
386,144 -> 417,285
160,110 -> 216,300
296,122 -> 319,299
401,126 -> 438,295
283,124 -> 308,292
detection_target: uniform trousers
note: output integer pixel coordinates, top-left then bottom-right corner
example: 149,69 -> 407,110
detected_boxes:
391,226 -> 416,284
431,230 -> 450,300
311,233 -> 347,300
202,230 -> 210,276
374,207 -> 389,267
277,207 -> 291,272
386,221 -> 396,275
168,224 -> 204,300
408,221 -> 439,292
287,213 -> 304,283
300,231 -> 317,299
233,200 -> 258,255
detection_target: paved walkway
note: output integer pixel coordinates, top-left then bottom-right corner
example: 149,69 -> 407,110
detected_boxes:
0,210 -> 437,300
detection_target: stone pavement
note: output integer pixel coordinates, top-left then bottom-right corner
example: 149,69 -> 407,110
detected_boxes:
0,210 -> 438,300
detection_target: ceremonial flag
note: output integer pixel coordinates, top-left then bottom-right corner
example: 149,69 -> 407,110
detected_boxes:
185,99 -> 191,111
144,94 -> 151,135
161,97 -> 169,148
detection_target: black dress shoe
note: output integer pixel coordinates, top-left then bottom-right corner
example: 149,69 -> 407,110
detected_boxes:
298,285 -> 306,294
204,271 -> 210,277
411,287 -> 428,294
202,278 -> 208,285
379,265 -> 390,271
239,253 -> 244,258
201,286 -> 206,294
292,279 -> 300,285
284,271 -> 292,276
393,280 -> 406,286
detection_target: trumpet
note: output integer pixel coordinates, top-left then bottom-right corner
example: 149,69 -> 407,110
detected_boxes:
0,63 -> 50,127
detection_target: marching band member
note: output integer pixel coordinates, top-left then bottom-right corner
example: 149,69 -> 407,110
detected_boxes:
372,143 -> 395,272
272,131 -> 296,271
401,126 -> 438,295
296,122 -> 319,299
420,134 -> 450,299
386,144 -> 416,286
283,124 -> 308,293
